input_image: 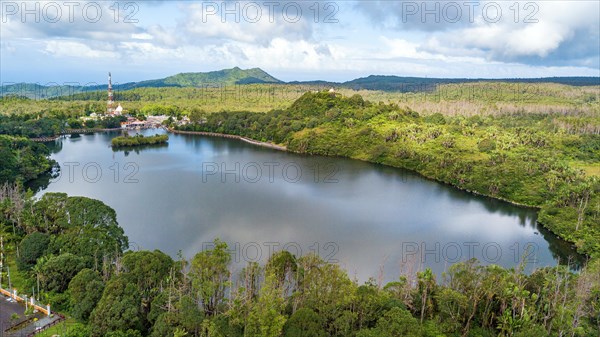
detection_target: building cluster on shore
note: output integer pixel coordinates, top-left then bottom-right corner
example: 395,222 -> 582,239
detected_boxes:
120,115 -> 190,130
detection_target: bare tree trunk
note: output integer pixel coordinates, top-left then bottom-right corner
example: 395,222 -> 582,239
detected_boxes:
576,192 -> 589,231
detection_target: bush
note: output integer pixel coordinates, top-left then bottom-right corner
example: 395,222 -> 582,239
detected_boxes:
64,323 -> 92,337
477,138 -> 496,152
424,112 -> 446,125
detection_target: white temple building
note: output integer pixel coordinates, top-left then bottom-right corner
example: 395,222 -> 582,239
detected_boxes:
114,104 -> 123,115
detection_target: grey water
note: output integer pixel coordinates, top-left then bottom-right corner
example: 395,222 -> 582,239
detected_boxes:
34,129 -> 583,282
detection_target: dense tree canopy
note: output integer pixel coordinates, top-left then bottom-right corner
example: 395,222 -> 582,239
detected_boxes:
17,231 -> 49,270
68,268 -> 105,322
0,135 -> 54,183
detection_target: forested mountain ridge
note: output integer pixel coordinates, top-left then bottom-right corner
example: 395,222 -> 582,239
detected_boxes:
2,67 -> 598,99
342,75 -> 600,91
0,67 -> 282,98
129,67 -> 283,88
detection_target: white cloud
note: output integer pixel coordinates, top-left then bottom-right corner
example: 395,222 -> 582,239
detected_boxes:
356,0 -> 599,66
132,33 -> 153,40
181,2 -> 313,45
44,40 -> 118,58
1,0 -> 598,82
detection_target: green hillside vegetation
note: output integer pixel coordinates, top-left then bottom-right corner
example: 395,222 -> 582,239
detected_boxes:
0,83 -> 86,99
155,67 -> 282,86
111,134 -> 169,147
4,82 -> 597,119
0,135 -> 55,183
116,67 -> 283,89
47,84 -> 305,113
1,67 -> 282,99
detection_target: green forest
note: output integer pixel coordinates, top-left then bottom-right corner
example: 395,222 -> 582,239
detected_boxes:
0,82 -> 599,336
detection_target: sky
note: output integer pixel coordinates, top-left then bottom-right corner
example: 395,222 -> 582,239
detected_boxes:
1,0 -> 599,84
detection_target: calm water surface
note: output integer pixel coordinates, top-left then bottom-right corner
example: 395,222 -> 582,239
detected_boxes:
35,129 -> 582,282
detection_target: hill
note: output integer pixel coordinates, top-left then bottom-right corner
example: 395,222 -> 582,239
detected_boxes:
127,67 -> 282,88
0,83 -> 86,99
0,67 -> 282,98
340,75 -> 600,92
1,68 -> 598,99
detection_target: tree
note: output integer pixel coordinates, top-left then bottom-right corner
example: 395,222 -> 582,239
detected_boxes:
114,250 -> 174,332
283,308 -> 327,337
295,254 -> 357,336
69,268 -> 105,321
246,271 -> 287,337
355,280 -> 392,330
189,108 -> 207,124
85,119 -> 96,128
68,118 -> 83,129
121,250 -> 173,296
189,239 -> 231,316
46,195 -> 128,266
415,268 -> 436,323
442,259 -> 485,335
478,138 -> 497,152
89,276 -> 143,336
356,307 -> 421,337
17,232 -> 49,270
38,253 -> 87,292
150,295 -> 205,337
265,250 -> 297,300
105,330 -> 143,337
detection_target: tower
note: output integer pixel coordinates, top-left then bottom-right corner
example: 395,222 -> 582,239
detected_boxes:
107,72 -> 114,114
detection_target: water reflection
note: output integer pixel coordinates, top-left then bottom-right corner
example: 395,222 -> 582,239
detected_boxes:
112,143 -> 169,157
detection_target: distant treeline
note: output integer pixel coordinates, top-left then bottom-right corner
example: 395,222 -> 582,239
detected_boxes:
339,75 -> 600,92
3,75 -> 598,99
0,112 -> 125,138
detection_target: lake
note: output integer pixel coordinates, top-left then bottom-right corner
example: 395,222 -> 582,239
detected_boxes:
34,129 -> 582,282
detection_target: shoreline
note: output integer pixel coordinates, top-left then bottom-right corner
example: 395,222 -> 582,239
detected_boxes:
169,128 -> 538,208
168,128 -> 287,151
31,128 -> 124,142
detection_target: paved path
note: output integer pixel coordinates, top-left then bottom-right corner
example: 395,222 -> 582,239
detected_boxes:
1,295 -> 25,335
0,295 -> 48,337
